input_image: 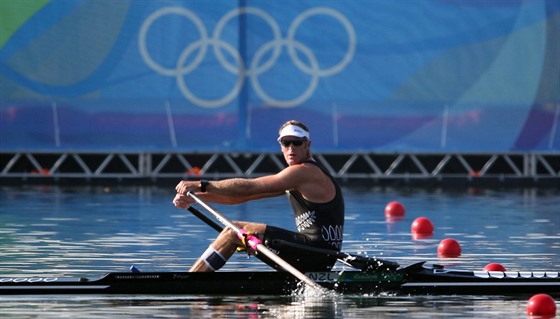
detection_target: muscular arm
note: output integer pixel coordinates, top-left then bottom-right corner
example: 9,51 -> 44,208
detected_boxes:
199,178 -> 285,204
175,162 -> 335,206
175,176 -> 287,205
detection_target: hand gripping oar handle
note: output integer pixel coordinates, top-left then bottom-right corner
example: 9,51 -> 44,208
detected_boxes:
186,191 -> 324,291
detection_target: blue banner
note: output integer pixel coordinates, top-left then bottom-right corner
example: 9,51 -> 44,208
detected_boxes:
1,0 -> 558,151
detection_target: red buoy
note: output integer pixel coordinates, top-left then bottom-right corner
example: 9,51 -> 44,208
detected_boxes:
483,263 -> 506,272
527,293 -> 557,317
437,238 -> 461,257
385,201 -> 405,217
411,217 -> 434,235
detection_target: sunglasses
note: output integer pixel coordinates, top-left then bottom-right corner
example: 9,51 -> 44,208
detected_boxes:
280,139 -> 306,147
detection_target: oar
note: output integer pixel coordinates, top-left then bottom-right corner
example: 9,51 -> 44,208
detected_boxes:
187,206 -> 222,232
186,191 -> 325,291
187,205 -> 399,272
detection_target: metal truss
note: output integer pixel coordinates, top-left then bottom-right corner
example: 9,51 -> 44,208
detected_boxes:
1,151 -> 559,182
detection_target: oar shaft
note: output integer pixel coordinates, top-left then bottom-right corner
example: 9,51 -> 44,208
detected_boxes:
187,192 -> 241,233
255,245 -> 320,287
186,192 -> 323,290
187,206 -> 223,232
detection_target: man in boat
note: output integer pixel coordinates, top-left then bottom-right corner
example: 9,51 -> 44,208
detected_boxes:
173,120 -> 345,272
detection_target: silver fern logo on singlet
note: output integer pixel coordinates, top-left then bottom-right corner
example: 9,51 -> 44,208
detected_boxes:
295,210 -> 316,231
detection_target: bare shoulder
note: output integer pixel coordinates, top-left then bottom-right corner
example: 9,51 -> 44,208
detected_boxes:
280,162 -> 335,202
281,161 -> 323,178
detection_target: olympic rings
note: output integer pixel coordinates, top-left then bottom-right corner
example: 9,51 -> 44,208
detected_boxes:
213,7 -> 282,76
139,6 -> 356,108
251,39 -> 319,108
287,7 -> 356,77
139,7 -> 208,77
176,38 -> 245,108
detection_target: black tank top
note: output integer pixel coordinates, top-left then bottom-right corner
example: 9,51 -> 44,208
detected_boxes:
287,160 -> 345,251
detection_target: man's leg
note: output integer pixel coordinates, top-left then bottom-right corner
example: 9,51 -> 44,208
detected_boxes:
189,222 -> 266,272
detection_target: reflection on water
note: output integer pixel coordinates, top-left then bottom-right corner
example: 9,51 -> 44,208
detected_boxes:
0,294 -> 537,319
1,185 -> 559,318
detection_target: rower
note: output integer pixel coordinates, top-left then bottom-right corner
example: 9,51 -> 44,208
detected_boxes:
173,120 -> 345,272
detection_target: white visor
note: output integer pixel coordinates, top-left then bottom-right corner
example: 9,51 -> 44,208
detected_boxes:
277,125 -> 310,141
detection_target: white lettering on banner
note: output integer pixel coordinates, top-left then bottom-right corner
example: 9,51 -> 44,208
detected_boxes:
139,6 -> 356,108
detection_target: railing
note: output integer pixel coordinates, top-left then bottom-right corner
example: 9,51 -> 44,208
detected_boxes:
1,151 -> 558,184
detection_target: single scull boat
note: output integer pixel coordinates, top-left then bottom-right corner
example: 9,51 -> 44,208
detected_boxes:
1,261 -> 558,296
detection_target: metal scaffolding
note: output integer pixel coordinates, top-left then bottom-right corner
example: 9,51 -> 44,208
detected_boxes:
1,151 -> 558,185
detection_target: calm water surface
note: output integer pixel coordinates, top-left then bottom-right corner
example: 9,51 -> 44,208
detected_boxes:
1,184 -> 559,318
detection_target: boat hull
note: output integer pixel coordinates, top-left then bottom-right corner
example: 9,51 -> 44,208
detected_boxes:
1,265 -> 559,296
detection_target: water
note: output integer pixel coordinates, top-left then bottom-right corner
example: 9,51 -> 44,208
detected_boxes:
1,184 -> 559,318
